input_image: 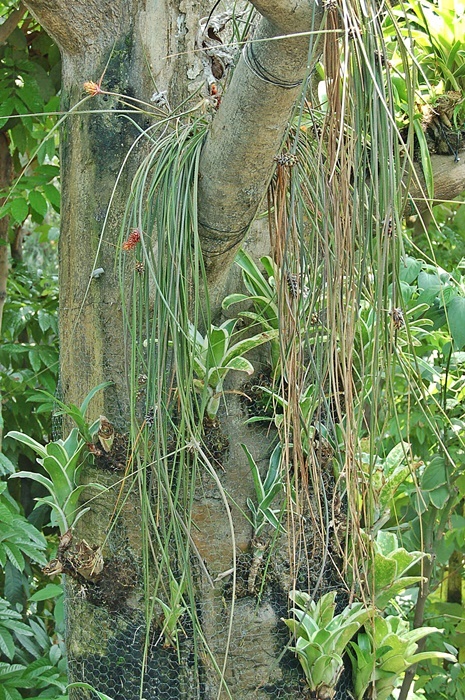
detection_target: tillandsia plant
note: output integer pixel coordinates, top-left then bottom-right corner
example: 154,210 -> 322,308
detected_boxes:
347,615 -> 457,700
282,590 -> 373,699
188,318 -> 279,420
242,442 -> 285,538
222,248 -> 317,376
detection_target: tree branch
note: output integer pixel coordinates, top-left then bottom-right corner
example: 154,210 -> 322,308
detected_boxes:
248,0 -> 317,32
197,3 -> 323,301
0,2 -> 27,44
23,0 -> 134,54
409,154 -> 465,213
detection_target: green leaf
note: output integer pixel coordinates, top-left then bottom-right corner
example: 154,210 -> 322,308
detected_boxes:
222,329 -> 279,366
421,457 -> 447,491
0,454 -> 15,475
241,444 -> 265,502
29,584 -> 64,602
263,443 -> 282,493
10,198 -> 29,224
413,119 -> 434,199
42,183 -> 60,209
399,257 -> 422,284
29,191 -> 48,218
448,296 -> 465,349
373,554 -> 397,591
5,432 -> 48,458
0,629 -> 15,661
9,471 -> 54,496
28,348 -> 42,374
3,543 -> 25,572
79,382 -> 113,415
429,485 -> 450,509
375,577 -> 424,610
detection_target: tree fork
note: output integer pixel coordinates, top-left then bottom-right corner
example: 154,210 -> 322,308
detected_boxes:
198,2 -> 323,308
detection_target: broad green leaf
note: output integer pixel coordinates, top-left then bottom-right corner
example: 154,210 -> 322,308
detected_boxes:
222,293 -> 250,309
399,257 -> 422,284
313,591 -> 337,629
40,456 -> 72,502
375,577 -> 424,609
63,483 -> 105,521
429,485 -> 450,509
242,444 -> 265,502
46,440 -> 72,467
10,198 -> 29,224
375,531 -> 398,556
222,329 -> 279,366
3,543 -> 25,572
9,471 -> 54,496
421,457 -> 447,491
448,296 -> 465,349
29,584 -> 64,602
373,554 -> 397,591
259,482 -> 283,511
0,454 -> 15,475
0,629 -> 15,660
28,348 -> 41,373
43,183 -> 61,209
311,653 -> 341,687
206,327 -> 228,371
235,249 -> 272,298
263,443 -> 282,493
29,190 -> 48,218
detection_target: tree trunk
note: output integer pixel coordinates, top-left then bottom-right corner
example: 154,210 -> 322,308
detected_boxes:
22,2 -> 322,699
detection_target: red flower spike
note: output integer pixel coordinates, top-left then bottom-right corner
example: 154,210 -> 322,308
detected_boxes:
122,228 -> 142,251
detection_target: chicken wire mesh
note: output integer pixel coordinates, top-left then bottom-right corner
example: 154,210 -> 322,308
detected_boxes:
61,425 -> 352,700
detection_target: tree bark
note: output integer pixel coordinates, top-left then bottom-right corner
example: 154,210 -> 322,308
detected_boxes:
409,154 -> 465,213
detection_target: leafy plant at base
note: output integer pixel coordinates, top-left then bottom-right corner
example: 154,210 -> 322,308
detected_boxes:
348,615 -> 456,700
0,480 -> 48,571
189,319 -> 278,420
1,456 -> 68,700
282,590 -> 373,698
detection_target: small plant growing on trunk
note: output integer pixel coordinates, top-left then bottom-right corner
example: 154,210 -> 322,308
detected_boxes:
188,319 -> 278,420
